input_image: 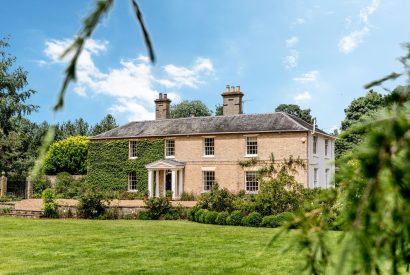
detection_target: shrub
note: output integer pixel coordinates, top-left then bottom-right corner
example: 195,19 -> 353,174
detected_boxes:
138,211 -> 151,220
226,210 -> 244,226
174,203 -> 187,220
198,210 -> 208,223
204,210 -> 218,224
196,184 -> 234,212
242,211 -> 262,227
187,206 -> 199,221
162,209 -> 180,220
180,192 -> 196,201
144,197 -> 171,220
232,195 -> 257,215
77,191 -> 106,219
33,174 -> 51,196
42,188 -> 58,218
215,211 -> 229,225
194,209 -> 205,222
55,173 -> 86,198
44,136 -> 89,175
261,212 -> 295,228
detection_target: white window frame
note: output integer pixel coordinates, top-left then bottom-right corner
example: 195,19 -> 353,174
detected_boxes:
313,136 -> 318,155
129,140 -> 138,159
244,171 -> 259,194
245,135 -> 258,157
325,139 -> 329,157
203,137 -> 215,157
165,139 -> 175,158
128,172 -> 137,192
313,168 -> 319,188
202,170 -> 216,192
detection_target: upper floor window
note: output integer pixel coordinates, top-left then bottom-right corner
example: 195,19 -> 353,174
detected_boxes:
313,168 -> 318,188
313,136 -> 318,155
203,170 -> 216,192
246,136 -> 258,156
128,172 -> 137,191
165,139 -> 175,158
245,171 -> 259,193
204,137 -> 215,156
325,168 -> 330,188
325,139 -> 329,156
129,140 -> 137,159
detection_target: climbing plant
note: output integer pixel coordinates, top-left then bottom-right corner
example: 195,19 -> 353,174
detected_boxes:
87,139 -> 164,192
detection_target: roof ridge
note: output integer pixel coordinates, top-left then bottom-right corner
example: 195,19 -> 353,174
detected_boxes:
278,112 -> 311,131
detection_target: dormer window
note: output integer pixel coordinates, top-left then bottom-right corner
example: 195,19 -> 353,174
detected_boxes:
165,139 -> 175,158
129,140 -> 137,159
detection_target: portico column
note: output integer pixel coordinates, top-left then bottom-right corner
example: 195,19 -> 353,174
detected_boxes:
171,170 -> 177,200
148,170 -> 154,198
155,170 -> 160,197
178,169 -> 184,198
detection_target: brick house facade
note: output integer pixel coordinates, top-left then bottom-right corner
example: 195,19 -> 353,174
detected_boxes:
90,85 -> 335,199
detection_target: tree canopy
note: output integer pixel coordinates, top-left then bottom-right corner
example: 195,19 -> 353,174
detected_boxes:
170,100 -> 212,118
336,90 -> 386,158
275,104 -> 315,124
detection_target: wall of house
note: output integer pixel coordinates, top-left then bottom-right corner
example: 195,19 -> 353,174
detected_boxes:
170,132 -> 309,194
307,134 -> 335,188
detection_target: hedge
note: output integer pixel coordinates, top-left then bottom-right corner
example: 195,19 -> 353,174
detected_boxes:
87,139 -> 164,193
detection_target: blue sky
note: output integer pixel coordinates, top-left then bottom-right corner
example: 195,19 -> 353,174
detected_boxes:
2,0 -> 410,132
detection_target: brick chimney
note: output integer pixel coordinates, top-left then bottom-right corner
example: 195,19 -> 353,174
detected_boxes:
221,85 -> 244,115
154,93 -> 171,120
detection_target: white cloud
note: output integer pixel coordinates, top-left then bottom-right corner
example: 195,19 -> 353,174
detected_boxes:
283,50 -> 299,69
338,0 -> 379,54
286,36 -> 299,48
359,0 -> 380,24
339,27 -> 369,54
42,38 -> 214,121
294,91 -> 311,101
162,57 -> 214,88
283,36 -> 299,69
293,71 -> 319,83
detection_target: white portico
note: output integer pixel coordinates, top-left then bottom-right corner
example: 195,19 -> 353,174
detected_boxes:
145,159 -> 185,200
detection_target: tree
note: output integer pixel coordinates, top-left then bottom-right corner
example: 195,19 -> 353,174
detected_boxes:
0,38 -> 38,136
336,90 -> 386,158
91,114 -> 118,135
0,39 -> 38,175
215,104 -> 223,116
275,104 -> 315,124
170,100 -> 212,118
43,136 -> 89,175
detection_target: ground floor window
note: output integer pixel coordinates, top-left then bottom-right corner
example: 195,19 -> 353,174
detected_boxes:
203,170 -> 215,192
313,168 -> 318,188
325,168 -> 330,188
128,172 -> 137,191
245,171 -> 259,193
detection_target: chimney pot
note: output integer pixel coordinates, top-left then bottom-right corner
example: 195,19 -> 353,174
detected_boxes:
236,86 -> 240,92
231,85 -> 235,92
226,85 -> 230,93
159,93 -> 163,99
164,93 -> 167,99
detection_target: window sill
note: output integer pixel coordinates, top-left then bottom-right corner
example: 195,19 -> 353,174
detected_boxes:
203,155 -> 215,158
313,154 -> 319,158
244,154 -> 258,158
165,156 -> 175,159
127,190 -> 138,193
129,157 -> 138,160
245,191 -> 259,195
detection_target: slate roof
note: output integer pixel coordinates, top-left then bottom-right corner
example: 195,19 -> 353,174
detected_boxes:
90,112 -> 333,140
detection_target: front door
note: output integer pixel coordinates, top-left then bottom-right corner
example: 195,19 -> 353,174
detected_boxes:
165,170 -> 172,192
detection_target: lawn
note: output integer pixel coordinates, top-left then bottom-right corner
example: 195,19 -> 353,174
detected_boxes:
0,217 -> 340,274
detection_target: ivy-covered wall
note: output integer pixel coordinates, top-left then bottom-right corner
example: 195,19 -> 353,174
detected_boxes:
87,139 -> 164,192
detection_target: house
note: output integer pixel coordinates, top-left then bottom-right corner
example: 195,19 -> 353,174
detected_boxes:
89,85 -> 335,199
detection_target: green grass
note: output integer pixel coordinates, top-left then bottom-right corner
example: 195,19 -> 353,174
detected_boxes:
0,217 -> 339,274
